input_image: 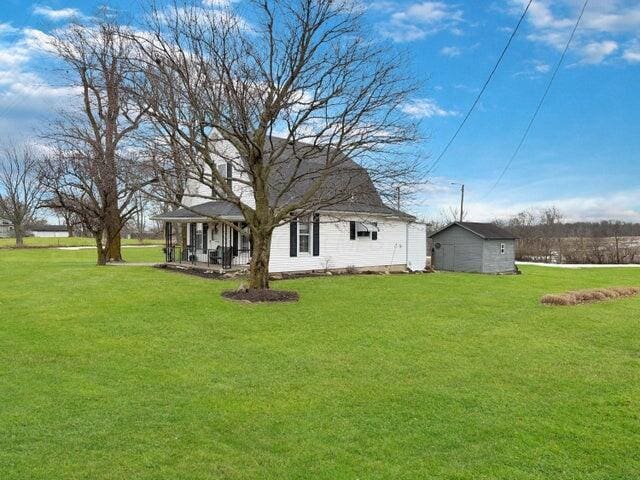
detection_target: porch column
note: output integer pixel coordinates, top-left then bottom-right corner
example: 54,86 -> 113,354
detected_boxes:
164,222 -> 173,262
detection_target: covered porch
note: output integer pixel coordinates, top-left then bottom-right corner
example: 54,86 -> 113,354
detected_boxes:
156,202 -> 252,270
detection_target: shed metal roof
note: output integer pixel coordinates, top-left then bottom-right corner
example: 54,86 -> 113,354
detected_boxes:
27,224 -> 68,232
429,222 -> 518,240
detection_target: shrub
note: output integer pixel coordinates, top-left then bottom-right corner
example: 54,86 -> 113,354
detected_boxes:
541,294 -> 574,306
541,287 -> 640,306
345,265 -> 357,274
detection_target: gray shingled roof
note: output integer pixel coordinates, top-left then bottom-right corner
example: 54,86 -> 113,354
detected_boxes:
156,138 -> 414,221
429,222 -> 517,240
154,201 -> 244,221
27,224 -> 68,232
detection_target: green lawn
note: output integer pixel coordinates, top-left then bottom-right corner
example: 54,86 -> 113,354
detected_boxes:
1,249 -> 639,479
0,236 -> 163,248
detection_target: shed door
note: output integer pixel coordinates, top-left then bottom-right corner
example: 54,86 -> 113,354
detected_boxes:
442,245 -> 455,271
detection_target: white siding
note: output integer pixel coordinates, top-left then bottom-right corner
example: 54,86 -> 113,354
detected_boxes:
182,143 -> 255,209
31,231 -> 69,238
406,222 -> 427,271
269,214 -> 415,273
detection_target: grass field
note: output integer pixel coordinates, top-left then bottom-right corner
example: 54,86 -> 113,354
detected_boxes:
0,236 -> 163,248
1,248 -> 640,479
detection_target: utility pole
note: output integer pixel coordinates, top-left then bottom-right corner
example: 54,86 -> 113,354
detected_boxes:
451,182 -> 465,222
396,185 -> 401,211
459,184 -> 465,222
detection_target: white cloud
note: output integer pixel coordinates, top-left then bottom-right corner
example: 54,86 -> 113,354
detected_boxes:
623,50 -> 640,63
393,2 -> 462,23
534,62 -> 550,73
0,28 -> 75,142
0,22 -> 18,35
509,0 -> 640,65
367,1 -> 397,13
514,60 -> 552,79
622,41 -> 640,63
156,5 -> 250,31
440,46 -> 462,57
202,0 -> 239,6
580,40 -> 618,64
415,182 -> 640,223
32,5 -> 82,21
401,98 -> 457,118
379,1 -> 464,43
465,191 -> 640,223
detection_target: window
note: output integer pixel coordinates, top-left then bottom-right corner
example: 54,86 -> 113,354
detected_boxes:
240,223 -> 250,251
353,222 -> 377,239
196,227 -> 203,250
226,162 -> 233,188
241,233 -> 250,251
298,216 -> 311,253
500,243 -> 506,254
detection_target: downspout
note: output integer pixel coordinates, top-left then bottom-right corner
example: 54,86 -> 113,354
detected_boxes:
406,221 -> 410,269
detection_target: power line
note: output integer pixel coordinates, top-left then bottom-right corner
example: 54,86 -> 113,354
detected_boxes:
483,0 -> 590,197
426,0 -> 534,174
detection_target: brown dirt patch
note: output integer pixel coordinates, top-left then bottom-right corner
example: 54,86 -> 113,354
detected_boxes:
222,288 -> 299,303
541,286 -> 640,306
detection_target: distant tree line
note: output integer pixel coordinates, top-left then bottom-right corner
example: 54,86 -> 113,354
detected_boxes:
495,207 -> 640,264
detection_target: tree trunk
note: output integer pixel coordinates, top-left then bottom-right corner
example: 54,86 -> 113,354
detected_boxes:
95,234 -> 107,266
103,169 -> 123,261
15,229 -> 24,247
106,231 -> 122,261
248,230 -> 272,290
105,203 -> 123,262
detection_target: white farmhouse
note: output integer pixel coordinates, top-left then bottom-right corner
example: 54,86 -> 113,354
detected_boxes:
154,138 -> 427,274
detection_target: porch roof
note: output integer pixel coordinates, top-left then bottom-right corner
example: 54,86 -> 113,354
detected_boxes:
152,201 -> 244,222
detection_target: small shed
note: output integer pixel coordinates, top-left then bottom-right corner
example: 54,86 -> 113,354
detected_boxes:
429,222 -> 517,273
27,225 -> 70,238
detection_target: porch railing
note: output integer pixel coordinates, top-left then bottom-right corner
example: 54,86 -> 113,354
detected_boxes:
164,245 -> 251,270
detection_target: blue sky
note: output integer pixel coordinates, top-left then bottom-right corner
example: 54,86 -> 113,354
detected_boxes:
1,0 -> 639,222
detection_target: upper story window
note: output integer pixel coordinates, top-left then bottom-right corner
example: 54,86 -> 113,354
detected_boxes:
211,162 -> 233,198
226,162 -> 233,188
500,243 -> 506,254
298,216 -> 311,253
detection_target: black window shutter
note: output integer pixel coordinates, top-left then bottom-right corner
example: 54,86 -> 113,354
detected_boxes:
372,231 -> 378,241
232,222 -> 238,256
189,223 -> 196,246
290,220 -> 297,257
226,162 -> 233,188
313,214 -> 320,256
349,221 -> 356,240
203,223 -> 209,249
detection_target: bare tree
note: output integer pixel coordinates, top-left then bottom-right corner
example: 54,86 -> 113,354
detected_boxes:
133,0 -> 419,289
50,205 -> 82,237
48,18 -> 148,261
137,122 -> 197,248
39,148 -> 142,265
0,146 -> 43,247
540,207 -> 563,262
132,192 -> 148,243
